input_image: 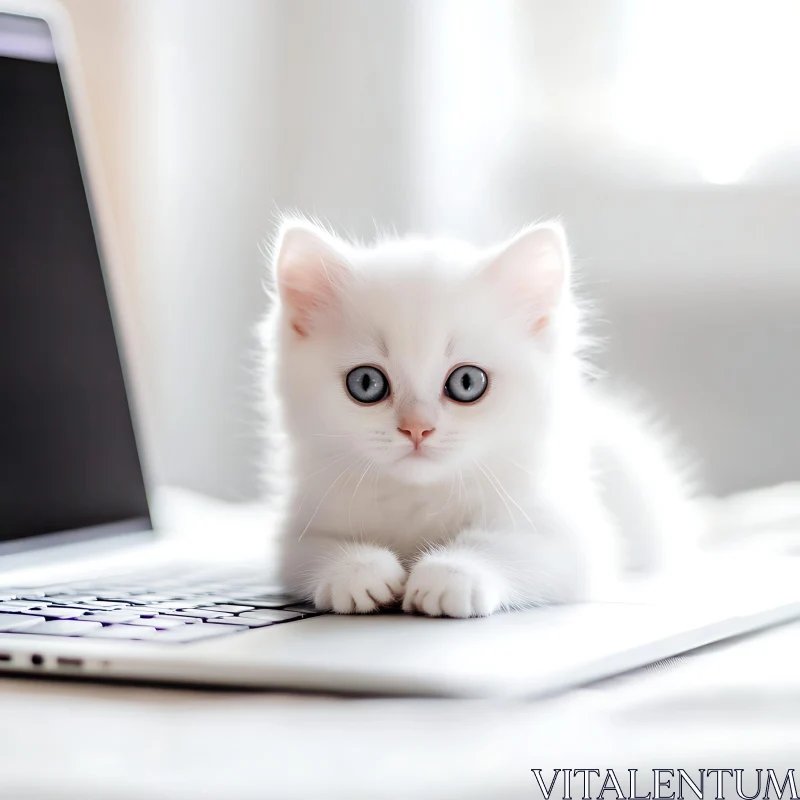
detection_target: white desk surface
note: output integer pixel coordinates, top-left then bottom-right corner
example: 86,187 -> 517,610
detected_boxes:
1,486 -> 799,800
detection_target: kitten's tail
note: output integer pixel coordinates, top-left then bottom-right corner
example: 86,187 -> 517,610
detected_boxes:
593,385 -> 800,564
591,388 -> 702,573
697,482 -> 800,557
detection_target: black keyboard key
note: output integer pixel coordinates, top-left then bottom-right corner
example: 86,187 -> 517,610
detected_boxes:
203,616 -> 274,628
139,600 -> 206,611
0,601 -> 49,612
126,615 -> 192,630
178,595 -> 236,605
196,604 -> 255,614
22,620 -> 103,636
48,602 -> 128,612
80,610 -> 144,624
0,613 -> 46,631
243,592 -> 298,602
127,594 -> 179,603
238,609 -> 304,622
94,595 -> 139,602
153,623 -> 247,642
115,606 -> 169,615
169,595 -> 214,601
226,597 -> 299,608
25,606 -> 91,620
281,604 -> 324,615
168,609 -> 235,620
43,594 -> 97,602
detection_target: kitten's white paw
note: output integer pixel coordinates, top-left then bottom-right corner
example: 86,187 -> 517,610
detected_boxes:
403,554 -> 505,618
314,547 -> 407,614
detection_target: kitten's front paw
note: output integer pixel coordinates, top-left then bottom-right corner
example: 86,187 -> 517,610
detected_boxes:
314,546 -> 407,614
403,554 -> 505,618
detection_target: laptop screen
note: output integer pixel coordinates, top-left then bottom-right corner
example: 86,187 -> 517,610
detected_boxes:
0,13 -> 151,553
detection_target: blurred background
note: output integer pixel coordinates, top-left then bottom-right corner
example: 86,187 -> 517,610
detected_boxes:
60,0 -> 800,502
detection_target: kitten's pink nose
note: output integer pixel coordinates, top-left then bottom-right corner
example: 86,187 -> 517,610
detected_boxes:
397,419 -> 435,448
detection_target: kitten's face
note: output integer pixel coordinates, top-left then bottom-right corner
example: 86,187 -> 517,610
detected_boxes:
271,223 -> 572,486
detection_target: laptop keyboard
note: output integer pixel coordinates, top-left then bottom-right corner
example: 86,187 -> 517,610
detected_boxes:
0,566 -> 323,644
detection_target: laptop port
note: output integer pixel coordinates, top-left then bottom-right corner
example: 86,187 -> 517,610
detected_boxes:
0,654 -> 11,662
56,657 -> 84,668
30,654 -> 44,666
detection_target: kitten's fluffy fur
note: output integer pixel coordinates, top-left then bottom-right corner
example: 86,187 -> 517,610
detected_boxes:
261,218 -> 698,617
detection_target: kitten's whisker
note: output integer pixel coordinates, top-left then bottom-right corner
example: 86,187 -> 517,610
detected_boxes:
300,449 -> 356,481
428,472 -> 456,517
456,466 -> 469,527
473,460 -> 514,530
494,452 -> 536,479
460,466 -> 474,523
294,486 -> 311,514
349,459 -> 374,535
482,461 -> 538,533
464,464 -> 485,529
298,457 -> 358,540
338,457 -> 363,495
353,460 -> 373,499
333,458 -> 369,539
474,466 -> 487,529
372,462 -> 381,511
480,460 -> 538,533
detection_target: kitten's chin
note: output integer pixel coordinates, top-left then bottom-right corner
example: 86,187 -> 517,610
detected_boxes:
388,456 -> 451,486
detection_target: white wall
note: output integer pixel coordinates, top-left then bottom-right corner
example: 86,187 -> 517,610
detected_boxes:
61,0 -> 800,498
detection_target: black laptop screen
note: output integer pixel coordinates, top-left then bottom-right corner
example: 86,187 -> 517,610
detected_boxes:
0,14 -> 151,549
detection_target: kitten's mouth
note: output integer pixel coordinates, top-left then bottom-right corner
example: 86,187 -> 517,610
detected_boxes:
402,448 -> 432,461
391,447 -> 447,484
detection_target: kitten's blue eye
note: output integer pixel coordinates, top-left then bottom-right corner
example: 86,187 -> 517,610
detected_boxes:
444,365 -> 488,403
346,366 -> 389,404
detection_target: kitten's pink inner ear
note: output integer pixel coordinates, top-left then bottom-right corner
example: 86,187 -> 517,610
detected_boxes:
485,223 -> 569,336
531,315 -> 549,335
273,224 -> 350,338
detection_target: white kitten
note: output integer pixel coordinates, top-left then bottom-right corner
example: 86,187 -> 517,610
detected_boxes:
261,218 -> 698,617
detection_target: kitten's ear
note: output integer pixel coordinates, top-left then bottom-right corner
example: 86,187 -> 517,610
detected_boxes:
272,220 -> 351,337
484,222 -> 570,335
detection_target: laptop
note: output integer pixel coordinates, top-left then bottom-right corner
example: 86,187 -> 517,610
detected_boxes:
1,1 -> 798,699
